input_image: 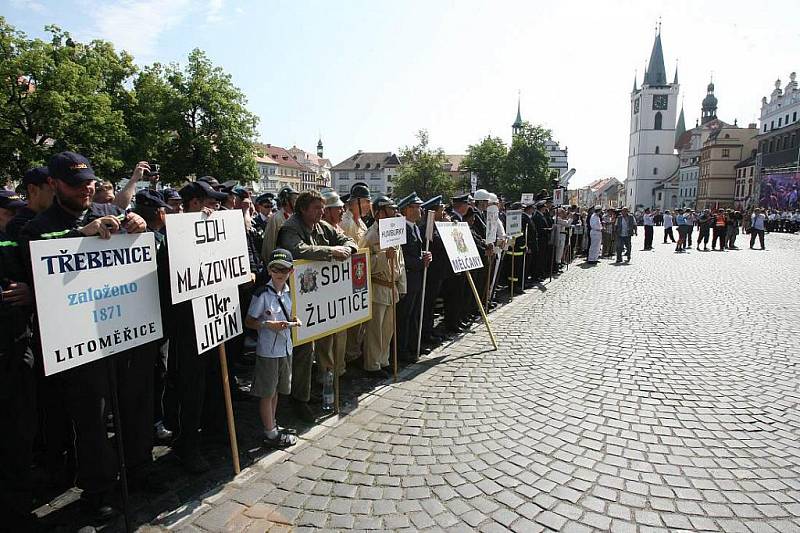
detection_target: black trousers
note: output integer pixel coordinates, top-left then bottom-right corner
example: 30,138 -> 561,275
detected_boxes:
421,273 -> 444,338
663,227 -> 675,243
442,274 -> 467,329
712,228 -> 726,249
644,225 -> 654,249
750,229 -> 765,249
698,228 -> 710,246
0,362 -> 36,523
116,343 -> 156,474
166,333 -> 212,454
396,288 -> 422,354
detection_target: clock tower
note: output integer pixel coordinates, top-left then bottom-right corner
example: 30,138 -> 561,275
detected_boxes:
625,28 -> 680,209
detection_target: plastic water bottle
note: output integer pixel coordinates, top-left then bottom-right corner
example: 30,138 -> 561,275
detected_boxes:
322,369 -> 334,412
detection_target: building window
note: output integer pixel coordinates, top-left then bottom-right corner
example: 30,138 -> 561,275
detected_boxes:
794,112 -> 797,122
778,118 -> 783,127
764,124 -> 768,132
722,148 -> 730,158
657,192 -> 662,201
654,112 -> 662,130
786,114 -> 790,124
653,167 -> 658,175
655,146 -> 660,154
771,120 -> 775,130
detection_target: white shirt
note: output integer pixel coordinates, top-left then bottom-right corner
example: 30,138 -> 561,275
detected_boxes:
643,214 -> 654,226
590,213 -> 603,231
663,214 -> 674,228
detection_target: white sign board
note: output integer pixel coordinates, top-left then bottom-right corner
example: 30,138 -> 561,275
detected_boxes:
505,210 -> 523,236
192,286 -> 242,353
378,216 -> 407,249
553,188 -> 565,207
290,250 -> 372,346
435,221 -> 483,273
424,210 -> 436,242
470,173 -> 478,193
165,210 -> 251,304
486,205 -> 499,243
29,234 -> 163,376
521,193 -> 535,205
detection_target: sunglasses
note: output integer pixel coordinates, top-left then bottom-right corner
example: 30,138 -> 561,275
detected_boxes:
269,266 -> 290,274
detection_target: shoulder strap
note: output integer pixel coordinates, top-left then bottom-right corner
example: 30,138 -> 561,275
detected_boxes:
266,284 -> 290,321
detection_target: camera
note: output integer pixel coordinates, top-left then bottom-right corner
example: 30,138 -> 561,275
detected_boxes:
144,163 -> 160,178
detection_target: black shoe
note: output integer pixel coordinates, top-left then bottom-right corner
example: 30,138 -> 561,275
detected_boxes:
292,400 -> 317,423
129,472 -> 169,494
398,351 -> 419,363
80,493 -> 118,523
175,449 -> 211,474
422,334 -> 444,344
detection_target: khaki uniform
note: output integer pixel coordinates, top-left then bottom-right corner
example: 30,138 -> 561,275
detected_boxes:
260,208 -> 290,264
315,329 -> 346,376
360,223 -> 405,371
340,210 -> 370,362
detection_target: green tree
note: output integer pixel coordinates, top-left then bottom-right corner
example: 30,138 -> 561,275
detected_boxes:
128,49 -> 259,184
461,135 -> 507,192
0,20 -> 135,181
394,129 -> 453,200
501,121 -> 552,200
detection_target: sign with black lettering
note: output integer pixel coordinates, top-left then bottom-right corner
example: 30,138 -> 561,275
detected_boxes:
289,249 -> 372,346
192,286 -> 242,353
505,210 -> 523,236
165,210 -> 251,304
29,234 -> 163,376
378,216 -> 406,249
435,221 -> 483,273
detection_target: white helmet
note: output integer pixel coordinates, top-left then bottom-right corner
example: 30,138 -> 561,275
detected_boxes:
473,188 -> 492,201
488,193 -> 499,204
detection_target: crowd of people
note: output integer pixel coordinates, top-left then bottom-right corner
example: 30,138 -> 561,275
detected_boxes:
1,151 -> 796,529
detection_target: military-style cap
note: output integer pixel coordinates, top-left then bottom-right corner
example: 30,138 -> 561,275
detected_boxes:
221,180 -> 238,190
48,151 -> 97,186
268,248 -> 294,269
23,166 -> 50,187
197,175 -> 221,188
340,193 -> 351,203
535,200 -> 547,208
510,202 -> 523,210
421,195 -> 443,210
350,181 -> 371,200
162,188 -> 182,201
230,185 -> 249,199
0,190 -> 26,210
179,180 -> 228,202
451,193 -> 472,204
397,192 -> 423,210
372,195 -> 397,211
135,189 -> 169,209
255,192 -> 274,205
473,189 -> 492,201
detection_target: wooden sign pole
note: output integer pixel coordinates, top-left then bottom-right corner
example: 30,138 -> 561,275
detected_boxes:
389,254 -> 398,382
465,270 -> 497,350
218,344 -> 240,474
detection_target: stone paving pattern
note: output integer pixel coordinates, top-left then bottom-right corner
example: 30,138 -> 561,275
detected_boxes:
146,233 -> 800,532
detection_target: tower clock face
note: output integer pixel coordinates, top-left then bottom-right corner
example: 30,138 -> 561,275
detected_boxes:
653,94 -> 668,110
634,99 -> 640,114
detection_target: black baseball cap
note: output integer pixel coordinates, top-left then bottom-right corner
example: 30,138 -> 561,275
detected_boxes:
22,166 -> 50,187
135,189 -> 170,209
48,151 -> 97,185
0,190 -> 26,210
268,248 -> 294,269
179,180 -> 228,202
197,175 -> 221,189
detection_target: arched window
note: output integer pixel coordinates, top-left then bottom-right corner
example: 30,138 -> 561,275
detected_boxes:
654,112 -> 663,130
655,146 -> 660,154
653,167 -> 658,175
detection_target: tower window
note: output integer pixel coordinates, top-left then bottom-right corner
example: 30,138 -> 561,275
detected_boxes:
655,146 -> 660,154
654,112 -> 663,130
653,167 -> 658,175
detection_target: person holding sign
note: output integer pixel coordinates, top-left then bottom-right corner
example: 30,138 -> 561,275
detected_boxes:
276,190 -> 357,422
396,192 -> 431,362
245,249 -> 301,448
340,183 -> 371,365
359,196 -> 405,377
19,151 -> 148,521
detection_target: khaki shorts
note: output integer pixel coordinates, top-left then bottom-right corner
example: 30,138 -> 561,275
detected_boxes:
251,355 -> 292,398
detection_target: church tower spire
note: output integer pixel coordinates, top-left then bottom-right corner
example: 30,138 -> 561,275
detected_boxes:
512,92 -> 523,136
643,28 -> 667,86
701,77 -> 718,124
675,105 -> 686,146
317,135 -> 324,158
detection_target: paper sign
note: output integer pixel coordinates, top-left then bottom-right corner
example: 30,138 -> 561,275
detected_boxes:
378,216 -> 407,249
192,286 -> 242,353
486,205 -> 499,243
553,188 -> 565,207
505,210 -> 523,236
435,221 -> 483,273
470,173 -> 478,193
165,210 -> 251,304
424,210 -> 436,242
521,193 -> 535,205
290,250 -> 372,346
29,234 -> 163,376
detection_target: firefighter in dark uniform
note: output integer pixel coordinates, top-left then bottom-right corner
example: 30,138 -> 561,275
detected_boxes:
6,167 -> 54,240
419,195 -> 448,344
531,200 -> 550,281
443,193 -> 473,331
521,201 -> 539,286
0,191 -> 36,530
20,152 -> 148,521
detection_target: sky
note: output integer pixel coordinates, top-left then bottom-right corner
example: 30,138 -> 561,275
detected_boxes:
4,0 -> 800,187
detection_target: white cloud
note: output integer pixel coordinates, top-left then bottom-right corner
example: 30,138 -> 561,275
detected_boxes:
10,0 -> 47,13
206,0 -> 225,23
86,0 -> 192,59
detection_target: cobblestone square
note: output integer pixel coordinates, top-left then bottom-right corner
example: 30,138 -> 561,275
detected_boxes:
149,233 -> 800,532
